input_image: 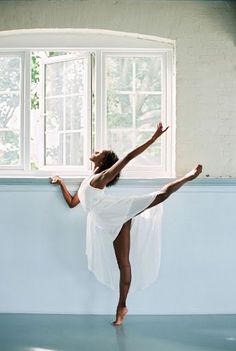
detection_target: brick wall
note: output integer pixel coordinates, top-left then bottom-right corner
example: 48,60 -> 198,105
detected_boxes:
0,0 -> 235,177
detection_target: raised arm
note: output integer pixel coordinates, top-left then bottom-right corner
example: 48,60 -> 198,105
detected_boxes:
49,176 -> 80,208
100,122 -> 169,187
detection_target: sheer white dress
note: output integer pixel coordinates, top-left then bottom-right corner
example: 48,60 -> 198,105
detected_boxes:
78,174 -> 163,293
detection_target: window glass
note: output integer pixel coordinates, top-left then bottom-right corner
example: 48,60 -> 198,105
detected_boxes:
0,55 -> 22,166
30,51 -> 87,169
105,55 -> 162,167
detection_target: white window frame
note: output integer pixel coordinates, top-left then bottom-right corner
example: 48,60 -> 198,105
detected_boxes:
39,52 -> 92,174
0,29 -> 176,178
100,49 -> 174,178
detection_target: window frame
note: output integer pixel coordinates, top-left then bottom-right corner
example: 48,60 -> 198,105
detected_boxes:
0,32 -> 175,179
39,52 -> 92,174
99,49 -> 174,178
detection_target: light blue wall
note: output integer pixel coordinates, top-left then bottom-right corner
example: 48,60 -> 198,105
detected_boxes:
0,180 -> 235,314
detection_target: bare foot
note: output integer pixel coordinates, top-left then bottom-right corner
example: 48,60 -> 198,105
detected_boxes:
185,164 -> 202,181
112,307 -> 128,326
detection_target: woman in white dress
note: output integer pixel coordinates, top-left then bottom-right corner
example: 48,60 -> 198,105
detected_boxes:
50,123 -> 202,325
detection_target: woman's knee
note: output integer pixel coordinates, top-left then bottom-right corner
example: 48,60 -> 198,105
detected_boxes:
119,263 -> 131,284
117,260 -> 131,270
147,192 -> 169,209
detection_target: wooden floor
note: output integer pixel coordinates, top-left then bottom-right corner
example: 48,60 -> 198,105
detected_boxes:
0,314 -> 236,351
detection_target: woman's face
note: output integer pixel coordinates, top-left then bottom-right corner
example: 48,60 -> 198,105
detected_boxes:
89,150 -> 106,165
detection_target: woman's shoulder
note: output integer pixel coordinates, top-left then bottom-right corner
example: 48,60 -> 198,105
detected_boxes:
89,171 -> 106,190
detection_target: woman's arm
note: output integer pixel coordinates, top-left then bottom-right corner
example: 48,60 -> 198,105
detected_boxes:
99,122 -> 169,187
49,176 -> 80,208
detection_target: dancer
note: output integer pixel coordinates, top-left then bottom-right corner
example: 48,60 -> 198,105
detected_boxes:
50,123 -> 202,326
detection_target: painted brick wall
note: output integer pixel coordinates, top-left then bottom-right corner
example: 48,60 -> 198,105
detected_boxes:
0,0 -> 236,177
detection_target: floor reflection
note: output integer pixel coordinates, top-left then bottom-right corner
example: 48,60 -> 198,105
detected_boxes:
114,325 -> 128,351
0,314 -> 235,351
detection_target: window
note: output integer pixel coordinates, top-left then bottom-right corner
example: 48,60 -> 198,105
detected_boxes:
104,52 -> 166,176
0,31 -> 175,178
41,52 -> 90,170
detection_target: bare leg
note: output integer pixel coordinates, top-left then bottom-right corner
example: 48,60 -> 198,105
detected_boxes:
146,164 -> 202,210
112,220 -> 132,326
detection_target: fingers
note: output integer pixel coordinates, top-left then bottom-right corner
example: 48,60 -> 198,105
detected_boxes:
157,122 -> 169,133
196,164 -> 203,173
49,176 -> 61,184
162,126 -> 169,133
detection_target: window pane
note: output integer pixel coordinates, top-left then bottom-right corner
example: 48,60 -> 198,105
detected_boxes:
65,95 -> 84,130
136,95 -> 161,129
135,57 -> 161,91
105,54 -> 163,170
0,56 -> 21,91
107,93 -> 132,128
106,57 -> 133,91
45,132 -> 63,166
45,62 -> 64,96
40,53 -> 88,168
45,97 -> 64,131
0,55 -> 22,166
65,59 -> 85,94
107,129 -> 135,157
0,94 -> 20,129
65,133 -> 84,165
45,132 -> 84,166
0,131 -> 20,165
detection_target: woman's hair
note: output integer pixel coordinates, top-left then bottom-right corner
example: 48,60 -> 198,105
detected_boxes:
99,150 -> 120,186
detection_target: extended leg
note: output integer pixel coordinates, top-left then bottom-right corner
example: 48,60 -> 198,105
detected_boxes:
147,164 -> 202,210
112,219 -> 132,326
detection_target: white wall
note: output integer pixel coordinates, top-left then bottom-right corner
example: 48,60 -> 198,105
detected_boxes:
0,0 -> 236,176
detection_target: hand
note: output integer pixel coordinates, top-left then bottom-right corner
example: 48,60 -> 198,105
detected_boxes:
151,122 -> 169,140
49,175 -> 63,185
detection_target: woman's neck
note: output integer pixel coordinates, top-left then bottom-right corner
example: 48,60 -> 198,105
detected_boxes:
93,165 -> 101,174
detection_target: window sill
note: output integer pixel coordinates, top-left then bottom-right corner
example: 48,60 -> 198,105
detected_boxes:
0,176 -> 236,187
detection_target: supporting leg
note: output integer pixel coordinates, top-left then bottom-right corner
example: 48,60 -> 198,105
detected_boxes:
112,219 -> 132,326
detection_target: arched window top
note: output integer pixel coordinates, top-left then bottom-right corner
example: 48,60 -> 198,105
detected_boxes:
0,28 -> 175,178
0,28 -> 175,49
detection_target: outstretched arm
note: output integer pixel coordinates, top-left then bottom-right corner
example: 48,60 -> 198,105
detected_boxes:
49,176 -> 80,208
98,122 -> 169,187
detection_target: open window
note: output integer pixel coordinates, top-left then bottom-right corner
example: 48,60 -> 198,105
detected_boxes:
0,29 -> 175,178
31,51 -> 91,174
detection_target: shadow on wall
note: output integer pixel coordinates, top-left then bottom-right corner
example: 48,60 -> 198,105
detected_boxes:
224,1 -> 236,44
204,1 -> 236,45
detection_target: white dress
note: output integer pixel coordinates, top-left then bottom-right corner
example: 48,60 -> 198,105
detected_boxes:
78,174 -> 163,293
